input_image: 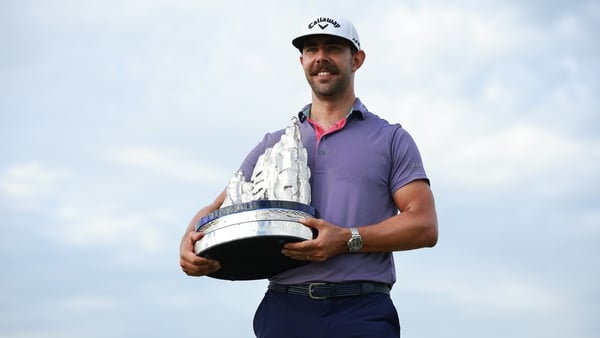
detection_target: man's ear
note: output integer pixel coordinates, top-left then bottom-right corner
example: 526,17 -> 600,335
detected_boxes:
352,50 -> 366,72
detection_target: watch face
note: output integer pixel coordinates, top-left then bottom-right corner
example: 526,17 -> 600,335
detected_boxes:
348,237 -> 362,252
347,228 -> 362,252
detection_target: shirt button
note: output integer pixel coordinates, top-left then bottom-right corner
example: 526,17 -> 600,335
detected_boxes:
318,150 -> 325,156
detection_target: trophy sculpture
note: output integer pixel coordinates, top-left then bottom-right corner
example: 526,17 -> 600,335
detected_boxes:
194,117 -> 318,280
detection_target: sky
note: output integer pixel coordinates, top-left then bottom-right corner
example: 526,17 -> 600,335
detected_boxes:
1,0 -> 599,337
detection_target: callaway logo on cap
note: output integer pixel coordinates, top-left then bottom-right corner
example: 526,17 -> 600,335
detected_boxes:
292,16 -> 361,51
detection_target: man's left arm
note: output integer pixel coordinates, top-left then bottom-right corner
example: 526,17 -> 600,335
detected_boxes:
282,179 -> 437,261
359,179 -> 438,252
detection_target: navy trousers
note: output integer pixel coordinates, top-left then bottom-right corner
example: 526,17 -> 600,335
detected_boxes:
253,289 -> 400,338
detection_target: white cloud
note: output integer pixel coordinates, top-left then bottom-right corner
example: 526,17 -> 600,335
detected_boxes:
366,4 -> 535,81
438,124 -> 584,189
399,265 -> 563,316
0,157 -> 194,253
0,162 -> 67,209
451,279 -> 560,313
45,179 -> 192,253
60,294 -> 116,312
55,203 -> 146,246
105,145 -> 231,184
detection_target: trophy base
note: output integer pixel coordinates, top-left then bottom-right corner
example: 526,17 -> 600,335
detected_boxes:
200,233 -> 309,280
194,201 -> 318,281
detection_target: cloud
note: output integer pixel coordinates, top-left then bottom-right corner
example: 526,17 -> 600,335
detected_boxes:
430,274 -> 561,314
53,202 -> 164,250
0,150 -> 216,253
363,4 -> 534,82
105,145 -> 230,184
0,162 -> 67,209
437,124 -> 587,189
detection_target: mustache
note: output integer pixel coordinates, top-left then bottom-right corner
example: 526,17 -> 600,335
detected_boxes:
309,64 -> 339,76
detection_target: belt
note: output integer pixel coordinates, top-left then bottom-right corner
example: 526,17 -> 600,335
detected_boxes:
268,281 -> 390,300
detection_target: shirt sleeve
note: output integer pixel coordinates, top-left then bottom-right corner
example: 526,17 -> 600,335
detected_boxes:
389,126 -> 429,194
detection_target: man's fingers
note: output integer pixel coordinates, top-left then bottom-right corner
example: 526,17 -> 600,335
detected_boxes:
188,231 -> 204,242
180,231 -> 221,276
181,255 -> 221,276
298,217 -> 316,227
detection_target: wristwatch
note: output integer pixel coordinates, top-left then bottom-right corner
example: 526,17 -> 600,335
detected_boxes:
347,227 -> 363,253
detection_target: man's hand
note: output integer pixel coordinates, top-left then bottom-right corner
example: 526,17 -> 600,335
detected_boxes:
179,191 -> 226,276
180,231 -> 221,276
281,217 -> 349,263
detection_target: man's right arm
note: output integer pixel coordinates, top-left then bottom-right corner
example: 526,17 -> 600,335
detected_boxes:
179,190 -> 226,276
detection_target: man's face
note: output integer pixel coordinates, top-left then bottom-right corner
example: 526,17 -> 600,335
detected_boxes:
300,36 -> 355,99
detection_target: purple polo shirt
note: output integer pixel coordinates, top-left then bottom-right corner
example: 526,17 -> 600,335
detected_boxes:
238,98 -> 428,285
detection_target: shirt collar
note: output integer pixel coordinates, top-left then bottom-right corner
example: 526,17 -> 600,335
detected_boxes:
297,98 -> 367,123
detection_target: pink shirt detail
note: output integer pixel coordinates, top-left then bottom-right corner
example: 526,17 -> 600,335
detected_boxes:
307,117 -> 348,147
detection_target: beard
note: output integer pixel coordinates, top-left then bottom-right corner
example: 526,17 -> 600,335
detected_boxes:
305,63 -> 351,98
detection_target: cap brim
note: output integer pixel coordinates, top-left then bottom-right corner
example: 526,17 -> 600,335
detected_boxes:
291,34 -> 358,51
292,36 -> 304,50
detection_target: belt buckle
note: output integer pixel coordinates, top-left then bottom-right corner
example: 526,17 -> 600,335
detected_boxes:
308,282 -> 327,299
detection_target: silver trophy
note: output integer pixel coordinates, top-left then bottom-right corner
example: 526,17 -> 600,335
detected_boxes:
194,117 -> 317,280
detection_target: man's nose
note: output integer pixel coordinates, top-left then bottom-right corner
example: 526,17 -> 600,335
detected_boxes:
314,49 -> 330,63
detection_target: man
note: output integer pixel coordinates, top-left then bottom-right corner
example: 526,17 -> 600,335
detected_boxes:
180,15 -> 438,338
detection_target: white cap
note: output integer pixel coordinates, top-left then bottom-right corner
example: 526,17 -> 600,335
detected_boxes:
292,16 -> 361,51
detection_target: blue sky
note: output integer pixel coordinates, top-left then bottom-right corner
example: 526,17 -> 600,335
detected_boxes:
1,1 -> 599,337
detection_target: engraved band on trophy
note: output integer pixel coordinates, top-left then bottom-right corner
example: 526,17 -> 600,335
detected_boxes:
194,117 -> 318,280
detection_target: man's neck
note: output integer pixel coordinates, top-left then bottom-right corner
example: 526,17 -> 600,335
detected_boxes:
309,94 -> 356,130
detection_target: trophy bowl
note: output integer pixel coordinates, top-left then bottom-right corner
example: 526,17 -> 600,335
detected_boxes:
194,200 -> 318,281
